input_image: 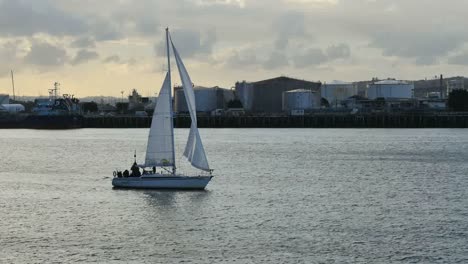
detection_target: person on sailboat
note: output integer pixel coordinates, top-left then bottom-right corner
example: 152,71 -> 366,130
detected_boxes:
131,161 -> 141,177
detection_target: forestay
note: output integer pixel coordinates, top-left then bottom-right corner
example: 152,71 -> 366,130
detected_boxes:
144,72 -> 175,167
171,40 -> 210,171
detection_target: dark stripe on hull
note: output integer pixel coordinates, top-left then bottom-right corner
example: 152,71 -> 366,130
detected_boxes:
112,176 -> 212,190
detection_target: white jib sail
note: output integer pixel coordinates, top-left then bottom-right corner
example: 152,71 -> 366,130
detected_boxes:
144,72 -> 175,167
171,40 -> 210,171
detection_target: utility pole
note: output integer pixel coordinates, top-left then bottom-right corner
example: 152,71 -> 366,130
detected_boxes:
120,91 -> 124,114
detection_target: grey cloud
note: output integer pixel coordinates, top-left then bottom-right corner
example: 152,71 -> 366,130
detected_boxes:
24,41 -> 68,66
0,0 -> 158,41
414,56 -> 438,66
103,55 -> 120,63
102,55 -> 137,65
134,17 -> 159,35
263,52 -> 289,69
292,48 -> 327,68
326,43 -> 351,60
448,52 -> 468,65
273,11 -> 306,50
0,40 -> 23,76
156,29 -> 217,58
112,9 -> 159,36
370,30 -> 466,64
70,36 -> 96,49
225,50 -> 257,68
127,58 -> 137,65
297,0 -> 468,66
0,39 -> 22,62
71,49 -> 99,65
89,18 -> 123,41
0,0 -> 87,37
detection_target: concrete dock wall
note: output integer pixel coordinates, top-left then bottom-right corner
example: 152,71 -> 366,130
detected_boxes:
82,113 -> 468,128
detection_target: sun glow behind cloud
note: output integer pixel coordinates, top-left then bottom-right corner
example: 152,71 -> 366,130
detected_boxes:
195,0 -> 246,8
284,0 -> 339,5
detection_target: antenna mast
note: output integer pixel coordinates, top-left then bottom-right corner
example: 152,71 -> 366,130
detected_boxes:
11,70 -> 15,101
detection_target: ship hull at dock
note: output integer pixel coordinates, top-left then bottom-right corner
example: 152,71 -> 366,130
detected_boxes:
24,115 -> 83,129
112,175 -> 213,190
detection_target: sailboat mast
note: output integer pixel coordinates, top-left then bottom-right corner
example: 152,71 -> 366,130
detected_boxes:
166,27 -> 176,174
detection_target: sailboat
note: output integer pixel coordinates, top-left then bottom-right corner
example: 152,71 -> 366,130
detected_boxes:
112,28 -> 213,190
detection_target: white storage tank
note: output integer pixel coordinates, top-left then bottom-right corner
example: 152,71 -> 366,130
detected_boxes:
0,94 -> 9,104
367,80 -> 414,99
321,81 -> 357,107
0,104 -> 25,113
175,86 -> 230,113
235,81 -> 254,111
282,89 -> 320,112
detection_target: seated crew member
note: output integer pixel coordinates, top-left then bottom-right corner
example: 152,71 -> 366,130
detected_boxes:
131,162 -> 141,177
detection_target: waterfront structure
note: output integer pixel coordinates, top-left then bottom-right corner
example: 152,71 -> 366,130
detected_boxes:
343,96 -> 419,112
419,99 -> 446,110
128,89 -> 151,111
282,89 -> 320,114
98,104 -> 117,115
321,81 -> 358,108
31,82 -> 81,116
367,79 -> 414,100
0,94 -> 9,104
413,75 -> 448,99
352,81 -> 372,98
235,76 -> 321,113
447,77 -> 466,94
174,86 -> 234,113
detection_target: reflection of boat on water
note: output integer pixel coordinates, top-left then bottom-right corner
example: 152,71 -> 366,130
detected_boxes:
25,82 -> 83,129
112,28 -> 213,190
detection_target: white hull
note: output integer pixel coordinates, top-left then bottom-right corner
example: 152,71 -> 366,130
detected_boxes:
112,174 -> 213,190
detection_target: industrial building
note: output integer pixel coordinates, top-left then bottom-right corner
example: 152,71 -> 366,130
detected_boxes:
446,77 -> 466,94
174,86 -> 234,113
235,76 -> 321,113
321,81 -> 358,108
367,79 -> 414,100
128,89 -> 151,111
0,94 -> 25,113
0,94 -> 9,104
413,75 -> 445,99
282,89 -> 320,115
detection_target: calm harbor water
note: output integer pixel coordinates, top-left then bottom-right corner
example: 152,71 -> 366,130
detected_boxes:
1,128 -> 467,263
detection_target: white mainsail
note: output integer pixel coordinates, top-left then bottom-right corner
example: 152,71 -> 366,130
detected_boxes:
144,72 -> 175,167
171,40 -> 210,171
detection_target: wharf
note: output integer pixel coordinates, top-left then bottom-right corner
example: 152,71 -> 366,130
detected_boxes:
82,113 -> 468,128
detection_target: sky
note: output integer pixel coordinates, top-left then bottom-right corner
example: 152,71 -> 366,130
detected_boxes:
1,0 -> 468,97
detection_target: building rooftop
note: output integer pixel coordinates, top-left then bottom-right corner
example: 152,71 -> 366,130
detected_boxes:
285,89 -> 317,93
374,80 -> 409,85
325,80 -> 352,85
247,76 -> 320,85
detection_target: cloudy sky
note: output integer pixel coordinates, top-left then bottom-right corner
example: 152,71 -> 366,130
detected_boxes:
1,0 -> 468,97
